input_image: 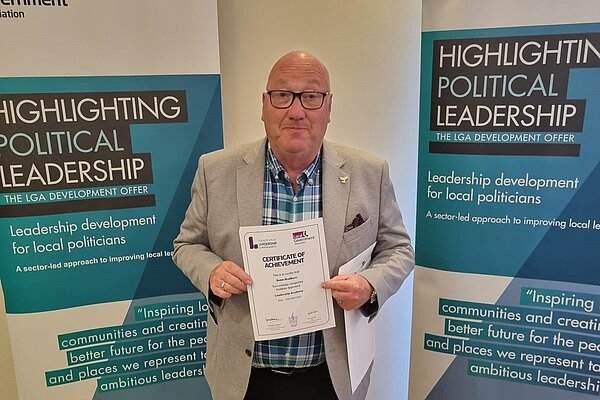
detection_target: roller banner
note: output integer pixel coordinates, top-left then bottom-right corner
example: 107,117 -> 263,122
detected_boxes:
411,5 -> 600,400
0,1 -> 221,399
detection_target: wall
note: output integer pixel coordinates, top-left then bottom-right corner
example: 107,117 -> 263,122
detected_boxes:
0,1 -> 421,399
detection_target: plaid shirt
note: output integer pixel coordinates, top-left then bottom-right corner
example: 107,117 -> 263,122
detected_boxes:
252,146 -> 326,368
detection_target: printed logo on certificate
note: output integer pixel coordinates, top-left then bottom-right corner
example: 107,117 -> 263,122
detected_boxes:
239,218 -> 336,340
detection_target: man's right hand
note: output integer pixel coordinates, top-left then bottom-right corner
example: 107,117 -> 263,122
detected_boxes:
209,261 -> 253,299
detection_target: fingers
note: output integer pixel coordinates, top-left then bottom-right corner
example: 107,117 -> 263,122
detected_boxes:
322,274 -> 372,310
210,261 -> 252,299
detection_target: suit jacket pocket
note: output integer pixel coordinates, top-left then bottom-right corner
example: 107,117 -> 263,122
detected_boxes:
342,216 -> 373,244
338,217 -> 375,269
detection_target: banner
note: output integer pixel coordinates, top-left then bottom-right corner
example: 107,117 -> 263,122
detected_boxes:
411,3 -> 600,399
0,1 -> 221,399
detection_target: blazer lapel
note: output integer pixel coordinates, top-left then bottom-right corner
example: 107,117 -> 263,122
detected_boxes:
322,141 -> 350,271
237,139 -> 266,228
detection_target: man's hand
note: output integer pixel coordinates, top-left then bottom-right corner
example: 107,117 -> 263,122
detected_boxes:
321,274 -> 373,311
209,261 -> 252,299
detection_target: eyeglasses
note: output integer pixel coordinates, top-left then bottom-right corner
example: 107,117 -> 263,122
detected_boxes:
266,90 -> 329,110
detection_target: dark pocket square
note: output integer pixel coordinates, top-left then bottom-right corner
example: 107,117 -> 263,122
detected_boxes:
344,213 -> 365,232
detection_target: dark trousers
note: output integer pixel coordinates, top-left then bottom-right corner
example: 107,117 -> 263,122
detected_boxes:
244,362 -> 338,400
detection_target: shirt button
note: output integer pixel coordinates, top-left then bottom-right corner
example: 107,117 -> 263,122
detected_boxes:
308,179 -> 314,185
284,353 -> 290,358
245,349 -> 252,357
293,197 -> 297,201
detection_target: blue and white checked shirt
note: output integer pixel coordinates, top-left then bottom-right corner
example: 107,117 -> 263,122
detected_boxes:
252,146 -> 326,368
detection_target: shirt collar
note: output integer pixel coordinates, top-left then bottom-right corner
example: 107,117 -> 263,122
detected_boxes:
266,144 -> 321,188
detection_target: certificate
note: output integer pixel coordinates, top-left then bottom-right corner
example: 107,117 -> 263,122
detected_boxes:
239,218 -> 336,340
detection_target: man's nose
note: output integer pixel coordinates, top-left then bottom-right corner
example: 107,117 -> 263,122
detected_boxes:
287,96 -> 306,118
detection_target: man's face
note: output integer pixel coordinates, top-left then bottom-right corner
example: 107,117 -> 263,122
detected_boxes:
261,53 -> 332,165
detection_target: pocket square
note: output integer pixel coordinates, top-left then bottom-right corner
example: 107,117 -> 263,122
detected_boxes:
344,213 -> 365,232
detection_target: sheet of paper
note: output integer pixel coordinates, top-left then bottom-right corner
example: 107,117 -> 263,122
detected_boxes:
338,241 -> 377,393
239,218 -> 335,341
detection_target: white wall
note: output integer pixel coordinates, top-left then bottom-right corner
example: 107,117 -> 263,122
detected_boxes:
0,1 -> 421,399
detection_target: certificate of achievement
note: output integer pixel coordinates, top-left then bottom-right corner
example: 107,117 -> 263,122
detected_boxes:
239,218 -> 336,341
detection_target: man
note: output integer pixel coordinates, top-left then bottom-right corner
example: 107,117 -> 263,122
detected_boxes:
173,50 -> 414,400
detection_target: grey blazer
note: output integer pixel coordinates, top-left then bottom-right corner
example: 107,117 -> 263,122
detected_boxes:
173,138 -> 414,400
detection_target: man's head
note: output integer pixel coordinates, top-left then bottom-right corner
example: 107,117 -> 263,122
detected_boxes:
261,50 -> 332,169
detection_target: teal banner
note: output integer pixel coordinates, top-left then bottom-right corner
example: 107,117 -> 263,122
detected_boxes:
411,22 -> 600,400
0,75 -> 222,399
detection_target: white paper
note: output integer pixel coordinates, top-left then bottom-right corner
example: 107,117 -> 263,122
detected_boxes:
239,218 -> 336,341
338,241 -> 377,393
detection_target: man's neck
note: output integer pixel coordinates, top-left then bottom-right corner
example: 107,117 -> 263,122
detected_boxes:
270,147 -> 320,193
275,152 -> 312,172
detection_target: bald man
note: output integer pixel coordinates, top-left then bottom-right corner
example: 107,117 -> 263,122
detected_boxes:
173,51 -> 414,400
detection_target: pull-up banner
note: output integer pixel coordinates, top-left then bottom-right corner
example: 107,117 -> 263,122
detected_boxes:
411,2 -> 600,399
0,1 -> 222,399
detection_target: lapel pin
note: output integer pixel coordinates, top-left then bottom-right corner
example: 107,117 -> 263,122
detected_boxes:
339,175 -> 349,184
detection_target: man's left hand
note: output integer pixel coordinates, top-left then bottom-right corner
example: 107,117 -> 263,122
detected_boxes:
321,274 -> 373,311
